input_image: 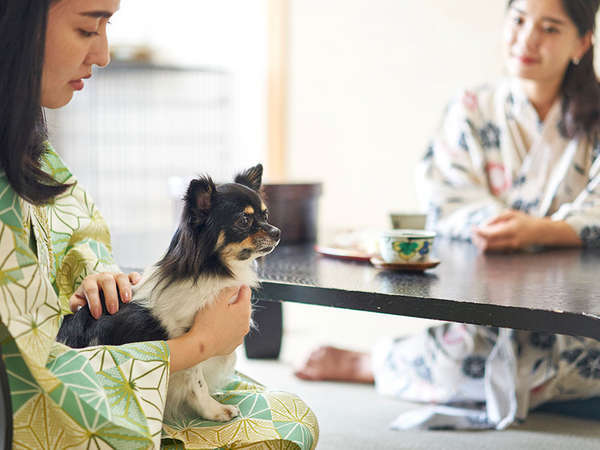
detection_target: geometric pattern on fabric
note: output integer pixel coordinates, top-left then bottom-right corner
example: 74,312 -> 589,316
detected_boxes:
0,145 -> 319,449
162,373 -> 319,450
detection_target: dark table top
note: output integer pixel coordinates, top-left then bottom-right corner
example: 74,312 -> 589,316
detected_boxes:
255,240 -> 600,340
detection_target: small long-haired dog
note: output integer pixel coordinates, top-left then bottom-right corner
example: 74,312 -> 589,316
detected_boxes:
57,164 -> 280,422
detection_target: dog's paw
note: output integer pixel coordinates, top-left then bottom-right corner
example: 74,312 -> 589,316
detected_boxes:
204,404 -> 240,422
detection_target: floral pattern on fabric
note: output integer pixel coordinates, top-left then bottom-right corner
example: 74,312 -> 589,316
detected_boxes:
0,144 -> 319,449
383,79 -> 600,430
373,324 -> 600,431
417,79 -> 600,247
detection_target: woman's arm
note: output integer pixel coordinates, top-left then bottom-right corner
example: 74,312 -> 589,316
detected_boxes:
551,158 -> 600,249
0,217 -> 169,447
168,285 -> 252,373
418,90 -> 506,240
68,277 -> 252,372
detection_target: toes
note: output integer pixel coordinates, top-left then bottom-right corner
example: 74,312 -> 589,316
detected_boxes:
294,369 -> 311,380
294,367 -> 323,381
212,405 -> 239,422
305,346 -> 332,364
227,405 -> 240,418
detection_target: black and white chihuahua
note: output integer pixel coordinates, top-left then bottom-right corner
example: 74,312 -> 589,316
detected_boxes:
57,164 -> 280,422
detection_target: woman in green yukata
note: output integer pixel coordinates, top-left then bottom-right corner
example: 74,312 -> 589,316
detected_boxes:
296,0 -> 600,431
0,0 -> 318,448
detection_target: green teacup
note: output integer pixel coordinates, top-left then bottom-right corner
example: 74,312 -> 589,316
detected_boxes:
378,229 -> 436,263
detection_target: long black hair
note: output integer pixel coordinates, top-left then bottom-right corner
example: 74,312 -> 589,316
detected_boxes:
508,0 -> 600,139
0,0 -> 70,205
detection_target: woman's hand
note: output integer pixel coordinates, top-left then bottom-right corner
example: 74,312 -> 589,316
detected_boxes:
472,209 -> 582,252
168,285 -> 252,373
69,272 -> 142,318
472,210 -> 539,252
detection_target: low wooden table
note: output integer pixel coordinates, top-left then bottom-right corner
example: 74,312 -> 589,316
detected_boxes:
254,240 -> 600,340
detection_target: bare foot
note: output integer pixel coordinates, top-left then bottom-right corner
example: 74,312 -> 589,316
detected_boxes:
294,346 -> 374,383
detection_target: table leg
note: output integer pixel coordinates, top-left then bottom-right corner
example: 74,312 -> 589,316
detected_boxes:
244,299 -> 283,359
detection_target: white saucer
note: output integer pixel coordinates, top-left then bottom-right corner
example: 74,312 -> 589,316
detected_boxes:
370,256 -> 441,271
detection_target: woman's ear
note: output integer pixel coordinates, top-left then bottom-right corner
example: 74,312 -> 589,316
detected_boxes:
574,30 -> 594,63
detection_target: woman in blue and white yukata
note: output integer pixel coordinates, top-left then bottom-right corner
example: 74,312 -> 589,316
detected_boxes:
296,0 -> 600,431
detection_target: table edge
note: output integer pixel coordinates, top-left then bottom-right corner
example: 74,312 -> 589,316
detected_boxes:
256,281 -> 600,340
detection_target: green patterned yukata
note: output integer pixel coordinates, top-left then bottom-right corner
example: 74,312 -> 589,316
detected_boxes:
0,144 -> 318,449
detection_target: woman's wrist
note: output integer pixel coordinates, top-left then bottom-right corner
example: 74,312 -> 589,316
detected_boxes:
535,218 -> 582,247
167,332 -> 214,373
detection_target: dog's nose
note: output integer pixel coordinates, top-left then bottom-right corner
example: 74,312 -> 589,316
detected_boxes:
268,226 -> 281,241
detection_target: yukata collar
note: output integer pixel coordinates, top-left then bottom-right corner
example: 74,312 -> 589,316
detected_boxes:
506,78 -> 561,129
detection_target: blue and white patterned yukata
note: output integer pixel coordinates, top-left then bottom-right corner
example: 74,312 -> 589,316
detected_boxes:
373,79 -> 600,430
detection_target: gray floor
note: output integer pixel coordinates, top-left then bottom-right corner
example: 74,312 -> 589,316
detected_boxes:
234,302 -> 600,450
237,356 -> 600,450
113,229 -> 600,448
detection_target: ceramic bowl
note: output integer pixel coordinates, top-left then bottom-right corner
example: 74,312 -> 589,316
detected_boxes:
378,229 -> 436,263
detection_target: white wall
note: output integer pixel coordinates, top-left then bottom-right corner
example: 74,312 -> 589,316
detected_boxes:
109,0 -> 268,171
287,0 -> 508,230
106,1 -> 600,232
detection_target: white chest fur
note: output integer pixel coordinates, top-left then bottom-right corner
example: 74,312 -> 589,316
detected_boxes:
131,262 -> 259,421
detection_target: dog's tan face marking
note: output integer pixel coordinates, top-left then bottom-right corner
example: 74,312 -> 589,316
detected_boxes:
244,206 -> 254,215
215,231 -> 226,250
260,202 -> 267,212
220,227 -> 279,262
220,237 -> 255,262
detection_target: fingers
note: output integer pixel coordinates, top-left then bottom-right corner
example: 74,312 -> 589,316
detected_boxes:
218,286 -> 242,304
234,285 -> 252,306
69,292 -> 87,313
484,210 -> 516,226
81,278 -> 102,319
471,232 -> 487,252
472,230 -> 518,252
481,238 -> 518,252
234,286 -> 252,334
100,274 -> 119,315
69,272 -> 135,319
128,272 -> 142,285
474,212 -> 521,241
472,223 -> 517,252
474,224 -> 513,240
115,273 -> 132,304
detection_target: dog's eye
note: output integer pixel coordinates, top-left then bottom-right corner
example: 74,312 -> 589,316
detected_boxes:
263,210 -> 269,221
236,214 -> 253,229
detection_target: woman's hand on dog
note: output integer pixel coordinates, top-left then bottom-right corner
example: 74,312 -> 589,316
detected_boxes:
69,272 -> 142,319
168,285 -> 252,373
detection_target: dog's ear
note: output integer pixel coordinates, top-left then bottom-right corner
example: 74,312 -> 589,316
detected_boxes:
234,164 -> 263,191
184,176 -> 216,223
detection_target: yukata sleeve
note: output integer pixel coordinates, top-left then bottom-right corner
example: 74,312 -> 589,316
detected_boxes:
41,148 -> 121,314
0,158 -> 171,447
552,141 -> 600,248
0,210 -> 170,449
417,91 -> 506,240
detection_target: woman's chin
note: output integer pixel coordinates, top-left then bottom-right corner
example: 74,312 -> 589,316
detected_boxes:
506,64 -> 543,82
41,91 -> 74,109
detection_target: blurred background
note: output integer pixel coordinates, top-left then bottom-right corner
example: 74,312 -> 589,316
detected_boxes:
42,3 -> 600,447
44,0 -> 600,358
45,0 -> 515,267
